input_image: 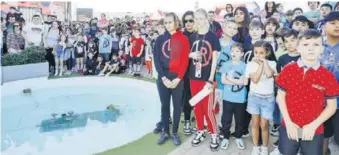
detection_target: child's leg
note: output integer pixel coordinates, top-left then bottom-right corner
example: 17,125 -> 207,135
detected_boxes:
234,103 -> 246,139
59,58 -> 64,76
278,127 -> 300,155
251,115 -> 261,145
136,57 -> 141,73
333,110 -> 339,144
215,89 -> 223,127
202,88 -> 218,134
146,60 -> 151,74
190,80 -> 206,132
54,58 -> 59,76
80,58 -> 84,70
259,96 -> 275,147
99,64 -> 109,75
76,58 -> 80,71
260,118 -> 270,147
221,100 -> 234,139
301,134 -> 323,155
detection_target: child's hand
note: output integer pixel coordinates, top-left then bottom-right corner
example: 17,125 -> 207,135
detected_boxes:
302,123 -> 318,141
285,121 -> 300,142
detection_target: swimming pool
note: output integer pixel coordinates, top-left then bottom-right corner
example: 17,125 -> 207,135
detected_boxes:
1,77 -> 160,155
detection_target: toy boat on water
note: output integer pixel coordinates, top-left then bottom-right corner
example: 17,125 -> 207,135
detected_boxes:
38,105 -> 120,132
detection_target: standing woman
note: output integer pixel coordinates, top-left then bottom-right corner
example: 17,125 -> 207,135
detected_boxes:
225,4 -> 234,14
182,10 -> 195,135
233,7 -> 251,44
265,1 -> 277,18
44,21 -> 60,74
153,12 -> 190,146
189,8 -> 221,151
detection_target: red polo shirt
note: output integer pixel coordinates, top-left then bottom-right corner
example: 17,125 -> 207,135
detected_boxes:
276,61 -> 339,134
131,37 -> 144,57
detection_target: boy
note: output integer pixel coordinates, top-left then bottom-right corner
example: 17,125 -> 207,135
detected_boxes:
270,28 -> 300,155
291,15 -> 314,32
219,43 -> 247,150
315,3 -> 333,34
83,52 -> 96,75
98,53 -> 121,76
98,28 -> 113,62
320,11 -> 339,155
304,1 -> 320,23
276,29 -> 339,155
274,27 -> 290,59
130,28 -> 144,76
283,10 -> 294,28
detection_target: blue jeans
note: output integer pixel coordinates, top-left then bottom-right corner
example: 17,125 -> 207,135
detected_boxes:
247,92 -> 275,120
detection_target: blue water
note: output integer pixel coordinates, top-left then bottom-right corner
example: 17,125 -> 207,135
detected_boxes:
1,85 -> 158,153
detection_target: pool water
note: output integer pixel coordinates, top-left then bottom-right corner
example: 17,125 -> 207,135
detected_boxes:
1,77 -> 160,155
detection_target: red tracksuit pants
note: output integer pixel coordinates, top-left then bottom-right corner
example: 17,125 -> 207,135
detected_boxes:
190,79 -> 218,134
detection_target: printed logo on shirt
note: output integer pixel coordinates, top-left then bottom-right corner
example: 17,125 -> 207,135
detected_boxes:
228,70 -> 244,92
312,84 -> 325,91
161,39 -> 182,60
191,40 -> 213,67
103,38 -> 109,48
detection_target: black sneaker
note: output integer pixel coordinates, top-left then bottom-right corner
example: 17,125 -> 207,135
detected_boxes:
157,132 -> 170,145
273,139 -> 279,147
191,131 -> 206,147
210,134 -> 220,151
153,122 -> 163,134
230,132 -> 236,138
270,124 -> 280,137
242,130 -> 250,137
183,120 -> 192,135
172,133 -> 181,146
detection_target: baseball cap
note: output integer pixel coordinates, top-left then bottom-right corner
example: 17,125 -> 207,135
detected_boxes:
324,11 -> 339,23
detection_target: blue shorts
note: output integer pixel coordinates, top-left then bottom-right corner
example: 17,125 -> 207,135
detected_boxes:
246,92 -> 275,120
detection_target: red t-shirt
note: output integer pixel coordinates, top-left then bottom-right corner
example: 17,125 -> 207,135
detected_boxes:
130,37 -> 144,57
276,62 -> 339,134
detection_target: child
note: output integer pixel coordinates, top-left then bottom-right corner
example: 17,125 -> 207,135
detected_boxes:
244,20 -> 264,63
245,40 -> 277,155
75,35 -> 86,73
263,17 -> 280,53
215,19 -> 238,132
273,27 -> 289,59
83,52 -> 96,75
98,28 -> 112,62
291,15 -> 314,32
304,1 -> 320,23
219,43 -> 247,150
145,37 -> 153,77
276,29 -> 339,155
130,28 -> 144,76
63,43 -> 75,75
315,3 -> 333,34
54,34 -> 67,76
320,11 -> 339,155
283,10 -> 294,28
96,55 -> 105,75
118,50 -> 127,73
293,8 -> 303,19
98,53 -> 121,76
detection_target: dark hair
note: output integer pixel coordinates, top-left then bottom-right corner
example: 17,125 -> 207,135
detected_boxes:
182,11 -> 194,24
32,14 -> 40,18
281,29 -> 299,42
335,2 -> 339,10
293,8 -> 303,14
234,7 -> 250,28
276,3 -> 282,9
208,11 -> 215,14
231,42 -> 244,53
165,12 -> 181,31
263,17 -> 280,37
320,3 -> 333,11
285,10 -> 294,16
265,1 -> 277,18
249,20 -> 264,29
224,13 -> 233,19
291,15 -> 314,29
250,15 -> 261,22
158,19 -> 164,25
298,29 -> 322,40
226,4 -> 233,12
308,1 -> 320,6
253,40 -> 273,56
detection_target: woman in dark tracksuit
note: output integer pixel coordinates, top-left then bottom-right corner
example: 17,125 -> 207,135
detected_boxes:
153,12 -> 190,146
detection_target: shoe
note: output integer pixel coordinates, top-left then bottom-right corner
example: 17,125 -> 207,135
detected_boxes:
153,122 -> 163,134
169,117 -> 173,124
230,132 -> 236,138
242,130 -> 250,137
191,131 -> 206,147
204,126 -> 211,134
157,132 -> 170,145
270,124 -> 280,137
54,70 -> 59,76
325,148 -> 331,155
273,140 -> 279,147
219,134 -> 224,140
220,138 -> 229,150
270,148 -> 281,155
183,120 -> 192,135
210,134 -> 220,151
192,126 -> 198,133
261,146 -> 268,155
59,71 -> 63,76
98,73 -> 105,76
236,138 -> 245,150
251,146 -> 261,155
172,133 -> 181,146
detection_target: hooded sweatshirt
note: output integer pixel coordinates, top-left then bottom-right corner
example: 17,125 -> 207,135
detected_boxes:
153,30 -> 190,79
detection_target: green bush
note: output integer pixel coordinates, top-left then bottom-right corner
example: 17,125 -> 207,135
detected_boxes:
1,47 -> 47,66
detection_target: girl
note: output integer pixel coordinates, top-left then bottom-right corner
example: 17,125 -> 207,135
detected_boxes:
265,1 -> 276,18
225,4 -> 233,14
233,7 -> 251,44
263,17 -> 280,53
245,41 -> 277,155
153,12 -> 189,146
87,40 -> 98,59
54,34 -> 67,76
145,37 -> 153,77
75,35 -> 86,73
189,8 -> 221,151
77,27 -> 88,43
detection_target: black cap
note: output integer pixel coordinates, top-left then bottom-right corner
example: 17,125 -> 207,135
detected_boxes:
324,11 -> 339,23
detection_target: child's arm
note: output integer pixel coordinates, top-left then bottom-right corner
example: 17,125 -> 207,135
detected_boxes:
262,59 -> 275,78
226,76 -> 245,85
221,74 -> 234,85
138,43 -> 144,57
249,61 -> 264,84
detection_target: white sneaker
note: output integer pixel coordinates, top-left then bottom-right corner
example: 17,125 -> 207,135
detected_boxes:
236,138 -> 245,150
251,146 -> 261,155
220,139 -> 229,150
98,73 -> 105,76
54,70 -> 58,76
261,146 -> 269,155
270,148 -> 282,155
59,71 -> 63,76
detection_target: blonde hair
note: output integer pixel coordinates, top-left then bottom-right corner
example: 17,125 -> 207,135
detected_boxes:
194,8 -> 210,31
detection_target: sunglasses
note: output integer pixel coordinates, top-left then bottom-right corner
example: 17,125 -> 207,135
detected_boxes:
184,19 -> 194,23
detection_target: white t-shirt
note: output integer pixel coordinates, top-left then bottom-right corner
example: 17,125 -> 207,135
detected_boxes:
245,60 -> 277,95
23,23 -> 44,46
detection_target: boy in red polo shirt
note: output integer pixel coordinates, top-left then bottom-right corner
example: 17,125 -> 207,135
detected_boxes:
130,28 -> 144,76
276,29 -> 339,155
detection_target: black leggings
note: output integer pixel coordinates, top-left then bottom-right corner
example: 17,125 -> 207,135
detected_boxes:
156,73 -> 184,134
183,77 -> 192,121
45,48 -> 55,70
